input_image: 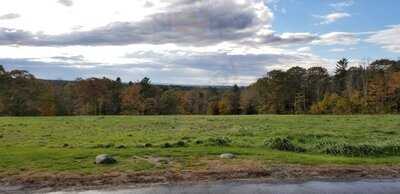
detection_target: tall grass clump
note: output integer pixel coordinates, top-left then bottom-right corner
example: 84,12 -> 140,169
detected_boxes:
206,136 -> 231,146
326,143 -> 400,157
264,137 -> 306,152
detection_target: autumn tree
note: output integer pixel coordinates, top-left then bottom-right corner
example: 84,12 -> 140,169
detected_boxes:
182,89 -> 208,114
121,84 -> 144,115
306,67 -> 330,106
207,97 -> 220,115
160,90 -> 180,115
72,78 -> 115,115
37,82 -> 57,116
387,72 -> 400,112
139,77 -> 161,115
1,58 -> 400,116
240,86 -> 258,114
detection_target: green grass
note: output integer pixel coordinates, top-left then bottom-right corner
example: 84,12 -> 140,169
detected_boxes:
1,115 -> 400,175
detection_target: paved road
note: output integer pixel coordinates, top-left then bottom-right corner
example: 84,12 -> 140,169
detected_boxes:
3,180 -> 400,194
43,180 -> 400,194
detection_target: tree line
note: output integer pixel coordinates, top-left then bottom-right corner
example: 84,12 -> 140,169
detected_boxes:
1,58 -> 400,116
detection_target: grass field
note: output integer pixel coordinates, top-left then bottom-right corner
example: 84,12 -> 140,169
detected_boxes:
1,115 -> 400,175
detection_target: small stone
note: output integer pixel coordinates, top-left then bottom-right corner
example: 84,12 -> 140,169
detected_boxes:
95,154 -> 117,164
220,153 -> 235,159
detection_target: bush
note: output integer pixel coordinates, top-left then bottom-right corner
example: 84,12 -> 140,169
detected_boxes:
195,139 -> 204,144
173,140 -> 186,147
325,144 -> 400,157
264,137 -> 305,152
161,141 -> 186,148
116,144 -> 127,149
206,137 -> 231,146
161,142 -> 172,148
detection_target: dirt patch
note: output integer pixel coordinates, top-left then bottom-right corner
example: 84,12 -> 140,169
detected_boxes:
2,162 -> 400,191
134,156 -> 173,167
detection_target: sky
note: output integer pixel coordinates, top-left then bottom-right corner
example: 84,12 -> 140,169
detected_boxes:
0,0 -> 399,85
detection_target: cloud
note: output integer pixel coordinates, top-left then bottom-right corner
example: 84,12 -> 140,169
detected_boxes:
330,48 -> 346,52
257,31 -> 359,46
144,1 -> 154,8
0,47 -> 330,86
366,25 -> 400,53
0,0 -> 359,49
0,13 -> 20,20
57,0 -> 73,7
330,47 -> 356,52
315,12 -> 351,24
297,47 -> 311,52
115,50 -> 330,85
313,32 -> 359,45
330,0 -> 354,10
259,32 -> 317,45
0,0 -> 272,47
50,55 -> 85,63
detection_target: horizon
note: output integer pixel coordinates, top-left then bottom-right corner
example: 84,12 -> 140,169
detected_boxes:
1,0 -> 399,86
2,58 -> 398,87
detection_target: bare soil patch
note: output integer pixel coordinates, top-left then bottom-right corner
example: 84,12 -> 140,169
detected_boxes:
2,159 -> 400,191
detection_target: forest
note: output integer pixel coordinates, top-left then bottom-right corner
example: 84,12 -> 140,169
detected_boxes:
0,58 -> 400,116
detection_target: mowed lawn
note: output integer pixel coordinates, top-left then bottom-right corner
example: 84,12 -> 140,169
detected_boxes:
1,115 -> 400,174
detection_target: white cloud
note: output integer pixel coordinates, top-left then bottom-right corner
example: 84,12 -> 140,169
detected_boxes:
0,0 -> 158,34
330,1 -> 354,10
330,48 -> 346,52
315,12 -> 351,24
366,25 -> 400,53
0,0 -> 273,46
0,42 -> 331,85
0,0 -> 358,85
329,48 -> 356,52
313,32 -> 359,45
0,13 -> 20,20
297,47 -> 311,52
57,0 -> 73,7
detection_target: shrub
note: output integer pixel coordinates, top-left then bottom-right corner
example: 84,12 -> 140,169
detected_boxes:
161,142 -> 173,148
325,144 -> 400,157
264,137 -> 305,152
173,140 -> 186,147
161,141 -> 187,148
206,137 -> 231,146
116,144 -> 127,149
195,139 -> 204,144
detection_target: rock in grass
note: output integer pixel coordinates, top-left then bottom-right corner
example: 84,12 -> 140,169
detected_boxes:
220,153 -> 235,159
95,154 -> 117,164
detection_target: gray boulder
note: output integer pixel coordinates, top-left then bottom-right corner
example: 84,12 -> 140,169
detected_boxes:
220,153 -> 235,159
95,154 -> 117,164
